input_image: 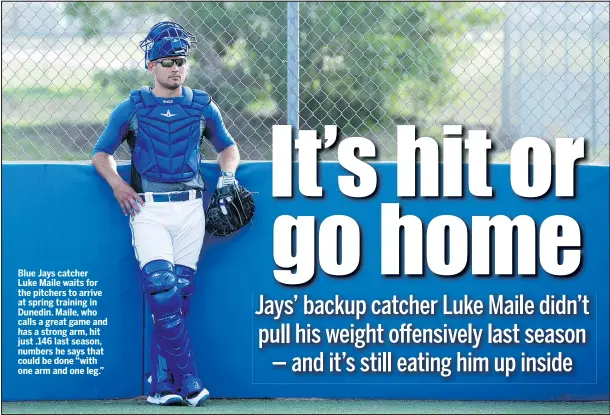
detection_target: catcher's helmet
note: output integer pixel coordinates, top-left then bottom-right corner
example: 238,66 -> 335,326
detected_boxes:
139,21 -> 196,68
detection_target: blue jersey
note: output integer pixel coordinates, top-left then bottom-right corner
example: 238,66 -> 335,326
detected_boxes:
92,86 -> 235,193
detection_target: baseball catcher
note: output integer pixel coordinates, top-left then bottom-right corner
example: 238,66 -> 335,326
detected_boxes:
91,21 -> 245,406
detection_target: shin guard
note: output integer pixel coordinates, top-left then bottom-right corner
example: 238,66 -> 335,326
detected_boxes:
149,332 -> 176,394
175,265 -> 195,317
142,260 -> 199,387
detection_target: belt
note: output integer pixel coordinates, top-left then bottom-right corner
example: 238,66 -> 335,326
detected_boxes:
138,190 -> 203,203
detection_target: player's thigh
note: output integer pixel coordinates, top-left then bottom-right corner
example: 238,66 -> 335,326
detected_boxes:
172,199 -> 206,270
129,205 -> 174,269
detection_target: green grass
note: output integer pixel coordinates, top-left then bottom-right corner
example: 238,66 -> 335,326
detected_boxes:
2,85 -> 99,99
2,399 -> 609,414
2,87 -> 124,127
1,130 -> 84,161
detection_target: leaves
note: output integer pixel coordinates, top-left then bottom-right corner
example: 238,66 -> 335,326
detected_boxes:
63,2 -> 502,132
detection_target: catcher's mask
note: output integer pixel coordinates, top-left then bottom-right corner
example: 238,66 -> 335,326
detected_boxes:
139,21 -> 196,68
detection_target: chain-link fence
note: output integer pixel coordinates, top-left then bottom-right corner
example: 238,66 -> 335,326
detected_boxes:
2,2 -> 609,163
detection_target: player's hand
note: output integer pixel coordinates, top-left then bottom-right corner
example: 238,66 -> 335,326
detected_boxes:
216,170 -> 237,189
111,178 -> 145,217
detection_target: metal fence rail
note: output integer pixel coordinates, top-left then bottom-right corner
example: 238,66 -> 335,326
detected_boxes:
2,2 -> 608,163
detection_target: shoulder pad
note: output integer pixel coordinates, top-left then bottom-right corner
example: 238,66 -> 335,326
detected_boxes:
129,89 -> 142,105
181,86 -> 194,107
183,87 -> 211,111
130,87 -> 156,107
192,89 -> 212,106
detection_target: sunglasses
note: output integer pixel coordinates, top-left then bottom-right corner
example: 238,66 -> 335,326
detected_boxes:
154,58 -> 187,67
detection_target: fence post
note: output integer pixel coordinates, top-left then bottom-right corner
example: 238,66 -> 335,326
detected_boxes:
590,5 -> 597,153
516,3 -> 525,140
287,2 -> 300,136
501,3 -> 514,146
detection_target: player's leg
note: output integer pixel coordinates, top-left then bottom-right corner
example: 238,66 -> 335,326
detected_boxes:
130,204 -> 183,405
173,196 -> 206,318
141,258 -> 206,406
151,263 -> 194,396
175,265 -> 195,316
148,332 -> 179,400
147,266 -> 193,396
171,197 -> 209,406
129,203 -> 175,273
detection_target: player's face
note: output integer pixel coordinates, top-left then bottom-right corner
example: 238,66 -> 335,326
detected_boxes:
150,56 -> 188,90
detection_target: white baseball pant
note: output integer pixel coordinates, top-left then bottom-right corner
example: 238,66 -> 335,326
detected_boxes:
129,191 -> 206,270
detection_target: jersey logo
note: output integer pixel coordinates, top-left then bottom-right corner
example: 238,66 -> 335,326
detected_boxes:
161,109 -> 177,118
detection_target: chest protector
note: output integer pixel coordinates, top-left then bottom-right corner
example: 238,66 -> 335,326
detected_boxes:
130,86 -> 211,183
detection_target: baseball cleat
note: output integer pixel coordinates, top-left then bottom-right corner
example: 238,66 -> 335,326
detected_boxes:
146,392 -> 184,406
185,388 -> 210,407
180,374 -> 210,406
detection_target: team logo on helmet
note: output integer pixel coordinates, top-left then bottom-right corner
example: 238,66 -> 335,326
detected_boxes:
139,21 -> 197,68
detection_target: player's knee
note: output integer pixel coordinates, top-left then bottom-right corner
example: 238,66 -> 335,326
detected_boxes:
142,260 -> 182,317
175,265 -> 195,297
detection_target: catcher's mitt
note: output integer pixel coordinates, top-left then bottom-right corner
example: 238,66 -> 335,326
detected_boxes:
205,183 -> 256,236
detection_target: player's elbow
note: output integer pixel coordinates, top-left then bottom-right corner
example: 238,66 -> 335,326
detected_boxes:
218,143 -> 240,160
217,144 -> 241,170
92,151 -> 113,167
92,151 -> 105,164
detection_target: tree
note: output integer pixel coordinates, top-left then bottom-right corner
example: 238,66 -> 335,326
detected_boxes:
65,2 -> 501,135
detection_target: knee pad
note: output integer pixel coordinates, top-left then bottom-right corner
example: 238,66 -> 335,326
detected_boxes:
142,260 -> 182,319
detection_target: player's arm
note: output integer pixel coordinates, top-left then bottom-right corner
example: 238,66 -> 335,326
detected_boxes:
203,101 -> 241,186
92,100 -> 144,216
217,144 -> 240,173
